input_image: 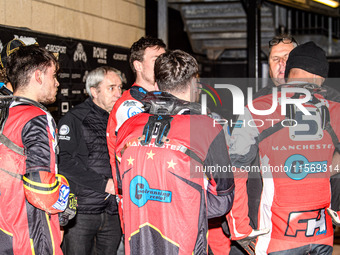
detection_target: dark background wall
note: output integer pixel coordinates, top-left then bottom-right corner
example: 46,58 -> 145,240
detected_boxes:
0,25 -> 134,122
145,0 -> 340,80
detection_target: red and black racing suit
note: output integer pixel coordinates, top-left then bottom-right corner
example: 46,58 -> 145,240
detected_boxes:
227,86 -> 340,254
0,98 -> 69,255
115,92 -> 235,255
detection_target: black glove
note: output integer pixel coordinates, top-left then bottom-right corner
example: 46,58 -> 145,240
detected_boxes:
236,229 -> 269,255
59,193 -> 77,227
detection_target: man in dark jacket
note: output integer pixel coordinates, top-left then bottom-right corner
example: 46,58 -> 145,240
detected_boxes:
58,66 -> 123,255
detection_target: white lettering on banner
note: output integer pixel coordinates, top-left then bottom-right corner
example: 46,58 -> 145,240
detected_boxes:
113,53 -> 128,61
98,59 -> 107,64
45,44 -> 67,54
93,47 -> 107,59
14,35 -> 37,45
59,73 -> 70,79
72,74 -> 81,79
60,89 -> 69,96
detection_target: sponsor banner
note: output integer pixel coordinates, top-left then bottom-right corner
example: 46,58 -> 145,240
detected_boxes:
0,25 -> 133,122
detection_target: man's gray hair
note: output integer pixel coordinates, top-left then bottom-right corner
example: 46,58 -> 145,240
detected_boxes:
269,33 -> 298,55
86,66 -> 122,98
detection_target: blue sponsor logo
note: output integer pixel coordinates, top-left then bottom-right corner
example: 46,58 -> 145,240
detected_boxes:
52,184 -> 70,211
316,229 -> 327,235
130,176 -> 172,207
127,106 -> 143,118
139,87 -> 147,94
284,154 -> 327,180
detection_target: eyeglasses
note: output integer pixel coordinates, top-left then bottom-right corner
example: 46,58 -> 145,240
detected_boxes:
269,37 -> 298,47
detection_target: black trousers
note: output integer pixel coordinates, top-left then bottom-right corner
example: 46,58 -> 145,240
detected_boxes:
62,212 -> 122,255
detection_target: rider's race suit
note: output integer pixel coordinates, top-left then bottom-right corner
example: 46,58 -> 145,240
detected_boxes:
227,85 -> 340,254
0,98 -> 70,255
115,92 -> 235,255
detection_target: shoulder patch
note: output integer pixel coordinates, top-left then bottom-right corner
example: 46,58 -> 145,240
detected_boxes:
127,106 -> 143,118
59,124 -> 70,135
116,100 -> 144,131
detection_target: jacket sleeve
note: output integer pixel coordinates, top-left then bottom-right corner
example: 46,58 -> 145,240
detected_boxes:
204,128 -> 235,219
226,108 -> 260,240
23,172 -> 70,214
58,113 -> 108,193
22,114 -> 70,213
107,108 -> 119,194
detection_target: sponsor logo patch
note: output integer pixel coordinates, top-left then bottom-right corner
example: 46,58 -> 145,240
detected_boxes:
127,106 -> 143,118
284,154 -> 327,180
59,125 -> 70,135
130,176 -> 172,207
52,184 -> 70,211
286,209 -> 327,237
